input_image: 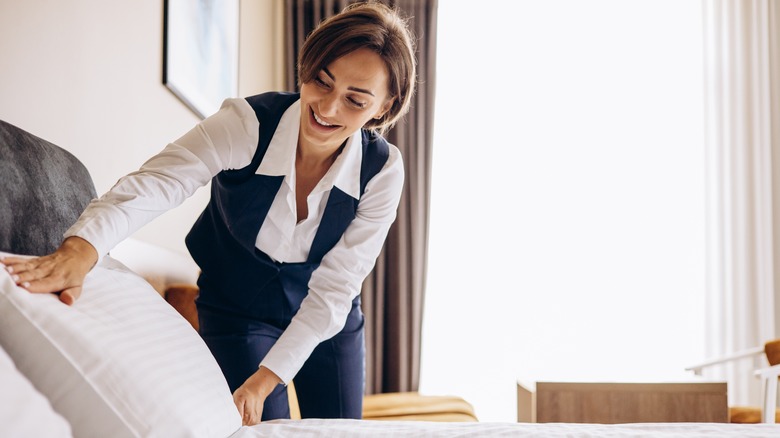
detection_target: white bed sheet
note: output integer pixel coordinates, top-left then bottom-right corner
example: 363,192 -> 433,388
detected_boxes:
231,419 -> 780,438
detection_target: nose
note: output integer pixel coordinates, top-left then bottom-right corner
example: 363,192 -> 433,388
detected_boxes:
319,93 -> 338,117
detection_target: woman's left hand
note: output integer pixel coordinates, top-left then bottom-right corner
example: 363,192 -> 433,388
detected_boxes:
233,366 -> 282,425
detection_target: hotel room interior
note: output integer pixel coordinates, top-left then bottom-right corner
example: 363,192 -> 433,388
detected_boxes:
2,0 -> 780,436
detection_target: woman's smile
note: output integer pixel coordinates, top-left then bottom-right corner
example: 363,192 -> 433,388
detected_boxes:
310,107 -> 340,130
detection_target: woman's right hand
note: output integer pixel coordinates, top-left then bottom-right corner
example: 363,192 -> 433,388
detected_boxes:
1,236 -> 98,305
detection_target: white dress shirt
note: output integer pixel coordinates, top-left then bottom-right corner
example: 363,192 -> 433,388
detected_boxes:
65,97 -> 404,384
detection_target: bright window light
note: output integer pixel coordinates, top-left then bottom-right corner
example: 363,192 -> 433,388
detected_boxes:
420,0 -> 705,422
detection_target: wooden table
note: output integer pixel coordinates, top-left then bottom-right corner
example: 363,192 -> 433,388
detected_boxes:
517,380 -> 728,423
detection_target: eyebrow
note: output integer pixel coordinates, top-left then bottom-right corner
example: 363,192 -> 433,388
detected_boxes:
323,67 -> 375,97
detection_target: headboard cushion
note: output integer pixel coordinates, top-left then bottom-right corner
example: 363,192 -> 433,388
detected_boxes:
0,119 -> 96,256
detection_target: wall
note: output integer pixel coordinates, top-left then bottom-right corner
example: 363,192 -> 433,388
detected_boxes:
0,0 -> 285,257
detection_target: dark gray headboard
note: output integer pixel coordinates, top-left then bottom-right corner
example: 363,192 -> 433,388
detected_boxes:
0,119 -> 96,256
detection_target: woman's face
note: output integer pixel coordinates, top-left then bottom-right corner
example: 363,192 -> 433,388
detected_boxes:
299,48 -> 393,152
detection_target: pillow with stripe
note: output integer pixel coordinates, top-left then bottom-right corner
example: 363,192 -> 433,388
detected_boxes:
0,252 -> 241,438
0,343 -> 72,437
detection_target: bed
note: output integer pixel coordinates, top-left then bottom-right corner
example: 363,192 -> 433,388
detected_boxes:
2,118 -> 780,437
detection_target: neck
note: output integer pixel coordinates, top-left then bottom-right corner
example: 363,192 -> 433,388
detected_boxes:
297,138 -> 346,168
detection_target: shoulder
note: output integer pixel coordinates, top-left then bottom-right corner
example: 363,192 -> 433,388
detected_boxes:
244,92 -> 300,120
362,131 -> 403,176
361,134 -> 404,199
383,142 -> 404,181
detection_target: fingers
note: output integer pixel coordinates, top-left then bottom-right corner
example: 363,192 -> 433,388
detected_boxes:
234,391 -> 263,426
59,287 -> 82,306
3,257 -> 58,290
1,255 -> 32,266
246,401 -> 263,426
17,266 -> 67,291
19,276 -> 63,293
2,257 -> 38,288
1,253 -> 85,301
3,254 -> 50,274
6,260 -> 51,284
1,241 -> 95,305
2,257 -> 35,278
233,394 -> 245,421
243,401 -> 254,426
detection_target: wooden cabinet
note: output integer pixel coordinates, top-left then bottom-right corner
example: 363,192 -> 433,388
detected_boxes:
517,381 -> 728,423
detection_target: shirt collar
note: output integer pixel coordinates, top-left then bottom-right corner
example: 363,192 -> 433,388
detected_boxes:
255,98 -> 363,200
256,100 -> 300,177
323,130 -> 362,200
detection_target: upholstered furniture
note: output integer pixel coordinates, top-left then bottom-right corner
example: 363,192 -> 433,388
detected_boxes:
362,391 -> 478,422
0,119 -> 96,256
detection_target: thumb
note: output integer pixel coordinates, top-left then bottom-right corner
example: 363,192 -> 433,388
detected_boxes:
59,286 -> 82,306
233,394 -> 245,421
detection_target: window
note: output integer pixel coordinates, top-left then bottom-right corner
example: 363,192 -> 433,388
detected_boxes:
420,0 -> 705,422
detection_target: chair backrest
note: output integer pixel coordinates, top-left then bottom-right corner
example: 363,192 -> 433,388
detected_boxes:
0,119 -> 96,256
765,340 -> 780,367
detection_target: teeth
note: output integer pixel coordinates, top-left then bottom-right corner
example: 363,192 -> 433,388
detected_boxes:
313,110 -> 334,127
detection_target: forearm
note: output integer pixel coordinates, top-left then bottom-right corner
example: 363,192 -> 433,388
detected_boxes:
64,162 -> 209,259
246,366 -> 283,395
66,98 -> 260,259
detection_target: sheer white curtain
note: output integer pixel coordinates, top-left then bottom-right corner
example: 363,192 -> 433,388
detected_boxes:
702,0 -> 780,407
421,0 -> 706,422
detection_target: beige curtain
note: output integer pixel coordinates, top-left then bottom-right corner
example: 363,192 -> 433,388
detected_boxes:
284,0 -> 437,394
702,0 -> 780,407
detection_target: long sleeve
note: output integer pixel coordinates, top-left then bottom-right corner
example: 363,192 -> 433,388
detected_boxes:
64,98 -> 259,258
258,145 -> 405,384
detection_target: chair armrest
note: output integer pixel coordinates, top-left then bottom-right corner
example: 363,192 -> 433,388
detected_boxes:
755,363 -> 780,379
685,346 -> 765,375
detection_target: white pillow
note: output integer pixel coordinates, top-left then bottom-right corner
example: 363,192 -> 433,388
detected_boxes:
0,252 -> 241,438
0,343 -> 72,437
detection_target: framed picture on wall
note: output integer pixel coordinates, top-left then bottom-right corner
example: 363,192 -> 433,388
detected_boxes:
163,0 -> 239,119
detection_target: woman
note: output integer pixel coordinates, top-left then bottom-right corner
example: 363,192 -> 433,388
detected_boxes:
2,1 -> 416,425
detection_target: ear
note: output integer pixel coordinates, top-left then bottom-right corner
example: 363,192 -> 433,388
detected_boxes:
374,97 -> 395,120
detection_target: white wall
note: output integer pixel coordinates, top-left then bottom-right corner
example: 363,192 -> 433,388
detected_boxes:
0,0 -> 285,257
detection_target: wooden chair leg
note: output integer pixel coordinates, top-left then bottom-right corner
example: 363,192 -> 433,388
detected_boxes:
762,376 -> 778,424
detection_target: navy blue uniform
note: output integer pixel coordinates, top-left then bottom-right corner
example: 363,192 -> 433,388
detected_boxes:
186,92 -> 389,420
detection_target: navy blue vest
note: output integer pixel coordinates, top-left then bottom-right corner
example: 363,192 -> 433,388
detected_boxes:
185,92 -> 390,327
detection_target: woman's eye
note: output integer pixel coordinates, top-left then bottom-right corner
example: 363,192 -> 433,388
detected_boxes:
314,77 -> 329,88
348,98 -> 367,109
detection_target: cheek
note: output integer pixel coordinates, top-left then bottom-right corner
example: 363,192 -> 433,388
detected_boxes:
348,112 -> 376,128
299,83 -> 318,101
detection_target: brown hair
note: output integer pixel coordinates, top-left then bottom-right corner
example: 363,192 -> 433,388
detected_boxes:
297,1 -> 417,134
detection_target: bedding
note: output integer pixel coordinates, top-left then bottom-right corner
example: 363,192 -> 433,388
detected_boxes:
0,251 -> 241,438
0,343 -> 72,437
232,419 -> 780,438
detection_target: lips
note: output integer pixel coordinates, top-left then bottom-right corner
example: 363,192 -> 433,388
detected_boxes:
309,107 -> 340,131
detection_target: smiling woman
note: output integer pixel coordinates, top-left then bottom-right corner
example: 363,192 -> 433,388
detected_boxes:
2,0 -> 417,426
298,48 -> 393,156
420,0 -> 706,422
